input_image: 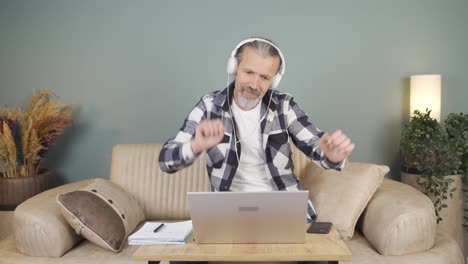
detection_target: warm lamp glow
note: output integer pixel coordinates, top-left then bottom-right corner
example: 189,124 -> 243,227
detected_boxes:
410,75 -> 441,121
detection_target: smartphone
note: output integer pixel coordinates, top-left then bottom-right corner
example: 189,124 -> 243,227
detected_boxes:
307,222 -> 332,234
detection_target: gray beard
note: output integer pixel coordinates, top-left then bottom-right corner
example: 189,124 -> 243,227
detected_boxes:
236,93 -> 261,109
235,86 -> 262,109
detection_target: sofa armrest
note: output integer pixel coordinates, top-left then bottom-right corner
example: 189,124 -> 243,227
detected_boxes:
14,178 -> 96,257
359,178 -> 437,256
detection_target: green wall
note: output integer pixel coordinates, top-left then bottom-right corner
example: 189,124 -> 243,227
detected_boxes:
1,0 -> 467,183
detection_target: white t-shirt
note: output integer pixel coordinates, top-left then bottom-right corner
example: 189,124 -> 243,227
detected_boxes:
229,100 -> 275,192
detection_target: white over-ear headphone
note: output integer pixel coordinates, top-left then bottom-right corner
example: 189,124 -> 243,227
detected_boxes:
226,37 -> 286,89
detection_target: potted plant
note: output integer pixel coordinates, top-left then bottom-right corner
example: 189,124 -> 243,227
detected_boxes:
0,90 -> 73,209
400,109 -> 461,221
444,112 -> 468,230
400,109 -> 464,250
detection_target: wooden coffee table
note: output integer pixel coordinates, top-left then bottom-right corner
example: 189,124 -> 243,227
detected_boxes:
133,226 -> 351,263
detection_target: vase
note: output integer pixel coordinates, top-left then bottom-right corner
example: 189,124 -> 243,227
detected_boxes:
401,172 -> 464,253
0,170 -> 55,210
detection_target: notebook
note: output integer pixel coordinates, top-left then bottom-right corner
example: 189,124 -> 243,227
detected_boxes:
128,220 -> 192,245
187,191 -> 309,244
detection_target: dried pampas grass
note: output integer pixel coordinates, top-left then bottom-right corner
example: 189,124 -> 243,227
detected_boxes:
0,90 -> 73,177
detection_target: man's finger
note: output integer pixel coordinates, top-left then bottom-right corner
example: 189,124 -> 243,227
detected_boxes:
217,122 -> 225,137
207,119 -> 221,137
201,125 -> 210,137
210,123 -> 216,137
206,123 -> 213,137
344,143 -> 355,156
337,138 -> 351,150
209,122 -> 216,137
321,133 -> 330,144
326,130 -> 341,146
330,129 -> 343,141
331,134 -> 347,147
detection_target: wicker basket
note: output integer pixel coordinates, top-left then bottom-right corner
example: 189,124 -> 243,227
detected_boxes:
0,170 -> 55,209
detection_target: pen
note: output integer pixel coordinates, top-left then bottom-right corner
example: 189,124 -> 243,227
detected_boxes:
153,223 -> 164,233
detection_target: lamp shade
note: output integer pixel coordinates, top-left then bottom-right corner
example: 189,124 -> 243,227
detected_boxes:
410,75 -> 441,121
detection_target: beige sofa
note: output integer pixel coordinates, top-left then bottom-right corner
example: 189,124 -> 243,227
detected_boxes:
0,143 -> 464,264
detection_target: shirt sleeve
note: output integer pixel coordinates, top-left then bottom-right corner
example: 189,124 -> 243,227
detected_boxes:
158,98 -> 206,173
286,96 -> 345,170
181,141 -> 195,161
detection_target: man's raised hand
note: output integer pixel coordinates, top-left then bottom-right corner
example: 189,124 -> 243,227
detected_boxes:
319,129 -> 355,164
191,119 -> 225,154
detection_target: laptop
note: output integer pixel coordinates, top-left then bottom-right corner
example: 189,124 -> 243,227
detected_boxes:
187,191 -> 309,244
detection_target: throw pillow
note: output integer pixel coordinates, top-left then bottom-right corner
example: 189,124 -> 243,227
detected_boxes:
56,178 -> 145,252
301,161 -> 388,240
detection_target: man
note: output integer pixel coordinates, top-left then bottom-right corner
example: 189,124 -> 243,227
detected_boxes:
159,37 -> 354,264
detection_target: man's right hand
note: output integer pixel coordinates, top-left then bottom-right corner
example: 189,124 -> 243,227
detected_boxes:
191,119 -> 225,155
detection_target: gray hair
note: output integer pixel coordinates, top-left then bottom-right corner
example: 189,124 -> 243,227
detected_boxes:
235,39 -> 282,73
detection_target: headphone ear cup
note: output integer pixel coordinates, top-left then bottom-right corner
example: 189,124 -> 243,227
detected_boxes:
227,57 -> 237,75
271,74 -> 282,89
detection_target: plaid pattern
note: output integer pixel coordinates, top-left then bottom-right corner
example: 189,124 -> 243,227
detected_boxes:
159,82 -> 344,222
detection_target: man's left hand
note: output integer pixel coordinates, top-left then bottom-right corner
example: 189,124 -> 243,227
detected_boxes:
319,130 -> 355,164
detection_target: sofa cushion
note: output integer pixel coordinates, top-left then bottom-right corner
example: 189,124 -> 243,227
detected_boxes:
14,179 -> 93,257
301,162 -> 388,240
358,179 -> 437,255
57,178 -> 145,252
109,143 -> 211,220
342,229 -> 463,264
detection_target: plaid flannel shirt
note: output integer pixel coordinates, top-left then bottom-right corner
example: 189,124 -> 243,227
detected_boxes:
159,82 -> 345,222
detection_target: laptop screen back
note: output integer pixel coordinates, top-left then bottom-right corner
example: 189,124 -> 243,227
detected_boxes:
187,191 -> 309,244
